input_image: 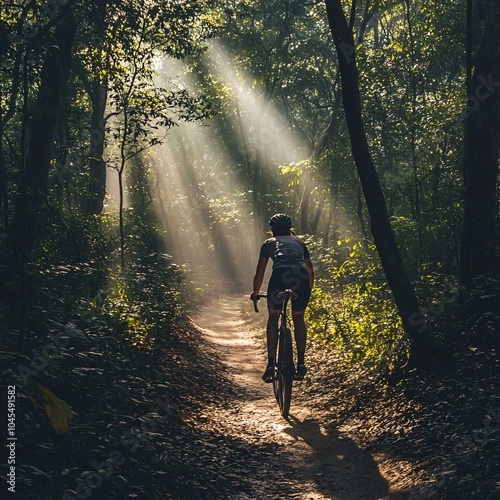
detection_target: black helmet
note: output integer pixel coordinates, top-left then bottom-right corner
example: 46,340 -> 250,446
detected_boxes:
269,213 -> 292,229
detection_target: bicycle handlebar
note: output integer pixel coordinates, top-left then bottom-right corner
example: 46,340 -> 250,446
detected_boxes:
250,293 -> 266,313
250,289 -> 297,313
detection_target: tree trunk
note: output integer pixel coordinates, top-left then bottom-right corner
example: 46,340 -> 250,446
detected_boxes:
84,0 -> 109,215
0,107 -> 8,233
86,81 -> 108,214
299,181 -> 310,234
461,0 -> 500,289
324,0 -> 431,365
118,169 -> 125,270
310,201 -> 323,235
9,16 -> 77,263
356,175 -> 367,239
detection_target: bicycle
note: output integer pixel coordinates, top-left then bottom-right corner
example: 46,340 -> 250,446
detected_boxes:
252,289 -> 298,419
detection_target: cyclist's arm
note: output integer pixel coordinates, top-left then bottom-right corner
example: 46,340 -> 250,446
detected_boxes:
305,257 -> 314,289
252,257 -> 269,297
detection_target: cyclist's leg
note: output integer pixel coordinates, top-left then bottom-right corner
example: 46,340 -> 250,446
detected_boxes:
291,271 -> 311,379
264,268 -> 285,382
262,308 -> 280,382
291,310 -> 306,354
266,308 -> 281,358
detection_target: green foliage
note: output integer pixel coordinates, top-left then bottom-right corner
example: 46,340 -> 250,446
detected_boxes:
304,236 -> 405,371
118,212 -> 185,344
304,231 -> 475,372
357,0 -> 465,271
0,1 -> 497,497
0,200 -> 192,496
37,221 -> 111,318
1,305 -> 217,498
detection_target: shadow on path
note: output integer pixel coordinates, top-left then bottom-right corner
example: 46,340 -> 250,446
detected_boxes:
194,298 -> 410,499
279,414 -> 403,499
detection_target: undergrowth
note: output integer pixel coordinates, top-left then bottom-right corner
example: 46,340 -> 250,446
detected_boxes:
0,208 -> 237,498
303,236 -> 466,374
302,276 -> 500,499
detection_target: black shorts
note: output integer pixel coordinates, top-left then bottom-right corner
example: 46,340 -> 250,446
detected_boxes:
267,267 -> 311,311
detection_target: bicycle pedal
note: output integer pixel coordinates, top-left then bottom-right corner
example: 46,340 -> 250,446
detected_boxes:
294,365 -> 307,380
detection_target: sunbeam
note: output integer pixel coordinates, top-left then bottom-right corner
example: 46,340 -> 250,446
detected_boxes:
144,41 -> 339,292
151,120 -> 261,293
204,39 -> 308,170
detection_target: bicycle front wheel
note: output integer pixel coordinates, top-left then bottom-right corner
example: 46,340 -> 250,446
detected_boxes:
274,326 -> 293,418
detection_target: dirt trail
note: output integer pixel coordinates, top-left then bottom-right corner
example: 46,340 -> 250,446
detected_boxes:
192,297 -> 411,500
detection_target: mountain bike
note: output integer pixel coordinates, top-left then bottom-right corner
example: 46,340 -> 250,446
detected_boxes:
252,289 -> 297,419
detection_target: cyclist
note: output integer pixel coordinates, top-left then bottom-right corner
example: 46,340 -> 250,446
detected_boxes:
251,213 -> 314,383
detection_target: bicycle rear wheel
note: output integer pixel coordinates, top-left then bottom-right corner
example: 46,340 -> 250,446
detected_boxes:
274,326 -> 293,418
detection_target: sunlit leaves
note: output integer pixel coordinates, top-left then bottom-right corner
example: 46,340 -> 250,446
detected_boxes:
279,161 -> 303,187
20,385 -> 75,434
206,196 -> 243,227
304,236 -> 404,371
108,83 -> 213,166
77,0 -> 220,150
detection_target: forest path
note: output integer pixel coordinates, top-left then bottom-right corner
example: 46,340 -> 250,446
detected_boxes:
192,297 -> 410,499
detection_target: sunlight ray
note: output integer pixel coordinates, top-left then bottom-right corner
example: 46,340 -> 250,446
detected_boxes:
204,39 -> 308,168
146,42 -> 349,292
151,120 -> 261,292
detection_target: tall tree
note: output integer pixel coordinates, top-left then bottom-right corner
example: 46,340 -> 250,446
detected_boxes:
324,0 -> 431,365
461,0 -> 500,289
9,14 -> 77,265
82,0 -> 110,215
